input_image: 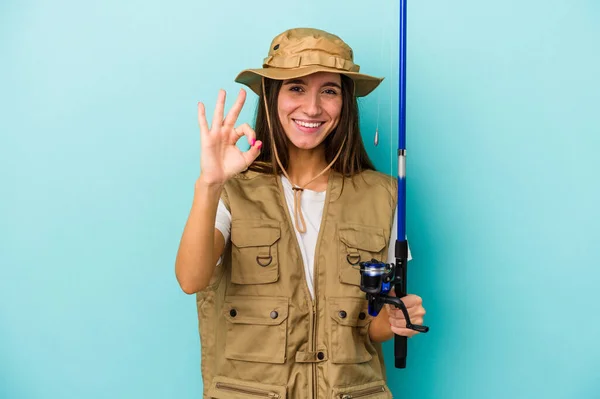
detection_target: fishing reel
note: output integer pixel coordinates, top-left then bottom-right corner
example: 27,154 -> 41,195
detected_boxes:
359,259 -> 429,334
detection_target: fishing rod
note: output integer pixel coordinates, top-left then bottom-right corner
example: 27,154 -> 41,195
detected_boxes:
395,0 -> 412,370
359,0 -> 429,369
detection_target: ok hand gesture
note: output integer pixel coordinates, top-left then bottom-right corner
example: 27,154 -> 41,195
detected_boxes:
197,89 -> 262,186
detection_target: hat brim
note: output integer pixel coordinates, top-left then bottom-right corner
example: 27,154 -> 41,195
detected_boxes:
235,66 -> 384,97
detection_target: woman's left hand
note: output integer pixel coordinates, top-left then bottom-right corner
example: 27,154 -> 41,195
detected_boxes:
386,292 -> 426,338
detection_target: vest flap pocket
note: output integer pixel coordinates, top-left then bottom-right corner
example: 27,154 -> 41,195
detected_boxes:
230,219 -> 281,285
338,223 -> 387,287
224,296 -> 289,364
332,379 -> 391,399
338,224 -> 386,252
208,376 -> 287,399
231,220 -> 281,248
328,297 -> 373,364
328,297 -> 371,328
224,296 -> 289,326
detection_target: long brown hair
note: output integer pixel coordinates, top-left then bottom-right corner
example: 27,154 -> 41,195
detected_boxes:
248,75 -> 375,176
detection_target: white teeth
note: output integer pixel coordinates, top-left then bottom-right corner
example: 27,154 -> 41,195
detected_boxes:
295,120 -> 323,128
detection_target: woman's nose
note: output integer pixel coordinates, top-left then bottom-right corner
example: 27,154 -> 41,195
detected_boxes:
303,94 -> 322,116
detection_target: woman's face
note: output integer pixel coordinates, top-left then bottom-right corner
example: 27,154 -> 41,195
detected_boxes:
277,72 -> 343,151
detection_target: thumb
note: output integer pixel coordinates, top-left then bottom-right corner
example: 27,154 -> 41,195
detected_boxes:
241,140 -> 262,166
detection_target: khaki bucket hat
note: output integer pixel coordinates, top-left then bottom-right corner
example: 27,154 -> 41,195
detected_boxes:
235,28 -> 384,97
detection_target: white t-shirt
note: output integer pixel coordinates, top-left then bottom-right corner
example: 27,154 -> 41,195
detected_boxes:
215,176 -> 411,299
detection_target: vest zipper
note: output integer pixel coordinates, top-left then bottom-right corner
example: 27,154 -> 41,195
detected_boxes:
275,175 -> 336,399
338,385 -> 386,398
215,382 -> 280,398
312,301 -> 318,399
309,174 -> 336,399
275,176 -> 321,398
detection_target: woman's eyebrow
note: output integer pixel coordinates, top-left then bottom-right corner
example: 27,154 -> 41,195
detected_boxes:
283,79 -> 306,85
283,79 -> 341,89
322,82 -> 342,89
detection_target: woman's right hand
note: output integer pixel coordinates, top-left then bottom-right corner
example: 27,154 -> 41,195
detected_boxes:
197,88 -> 262,186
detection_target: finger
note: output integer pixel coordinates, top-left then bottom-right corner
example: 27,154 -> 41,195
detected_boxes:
402,294 -> 423,308
388,305 -> 425,320
223,89 -> 246,129
241,140 -> 262,167
232,123 -> 257,146
211,90 -> 226,132
391,316 -> 423,326
389,316 -> 407,328
387,308 -> 405,320
389,295 -> 422,312
390,313 -> 423,325
197,102 -> 210,135
388,290 -> 422,306
390,326 -> 419,338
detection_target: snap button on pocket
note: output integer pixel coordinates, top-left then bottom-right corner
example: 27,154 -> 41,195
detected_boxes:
317,352 -> 325,360
329,297 -> 373,364
224,296 -> 289,364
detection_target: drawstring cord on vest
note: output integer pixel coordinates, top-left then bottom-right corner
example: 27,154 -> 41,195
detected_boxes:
261,77 -> 346,234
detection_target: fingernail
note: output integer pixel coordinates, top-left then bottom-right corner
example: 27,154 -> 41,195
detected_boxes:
257,142 -> 262,150
250,138 -> 256,146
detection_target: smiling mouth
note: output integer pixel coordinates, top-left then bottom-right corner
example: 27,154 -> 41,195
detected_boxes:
293,119 -> 325,129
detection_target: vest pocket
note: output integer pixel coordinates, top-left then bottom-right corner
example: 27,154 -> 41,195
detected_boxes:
231,220 -> 281,285
223,296 -> 289,364
338,223 -> 387,286
332,379 -> 392,399
328,297 -> 373,364
207,375 -> 287,398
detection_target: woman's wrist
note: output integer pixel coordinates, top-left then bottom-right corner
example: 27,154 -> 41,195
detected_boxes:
368,307 -> 395,343
193,176 -> 224,205
195,175 -> 225,191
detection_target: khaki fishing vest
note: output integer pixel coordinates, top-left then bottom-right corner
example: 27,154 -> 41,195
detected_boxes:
196,169 -> 397,399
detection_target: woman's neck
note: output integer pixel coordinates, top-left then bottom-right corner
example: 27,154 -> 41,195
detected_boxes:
285,146 -> 330,191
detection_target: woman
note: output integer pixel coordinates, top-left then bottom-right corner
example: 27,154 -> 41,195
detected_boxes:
175,28 -> 426,398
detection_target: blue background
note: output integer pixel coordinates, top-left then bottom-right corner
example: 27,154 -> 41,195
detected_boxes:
1,0 -> 599,398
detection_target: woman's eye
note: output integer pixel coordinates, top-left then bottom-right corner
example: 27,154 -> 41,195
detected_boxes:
323,89 -> 338,95
290,86 -> 303,92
